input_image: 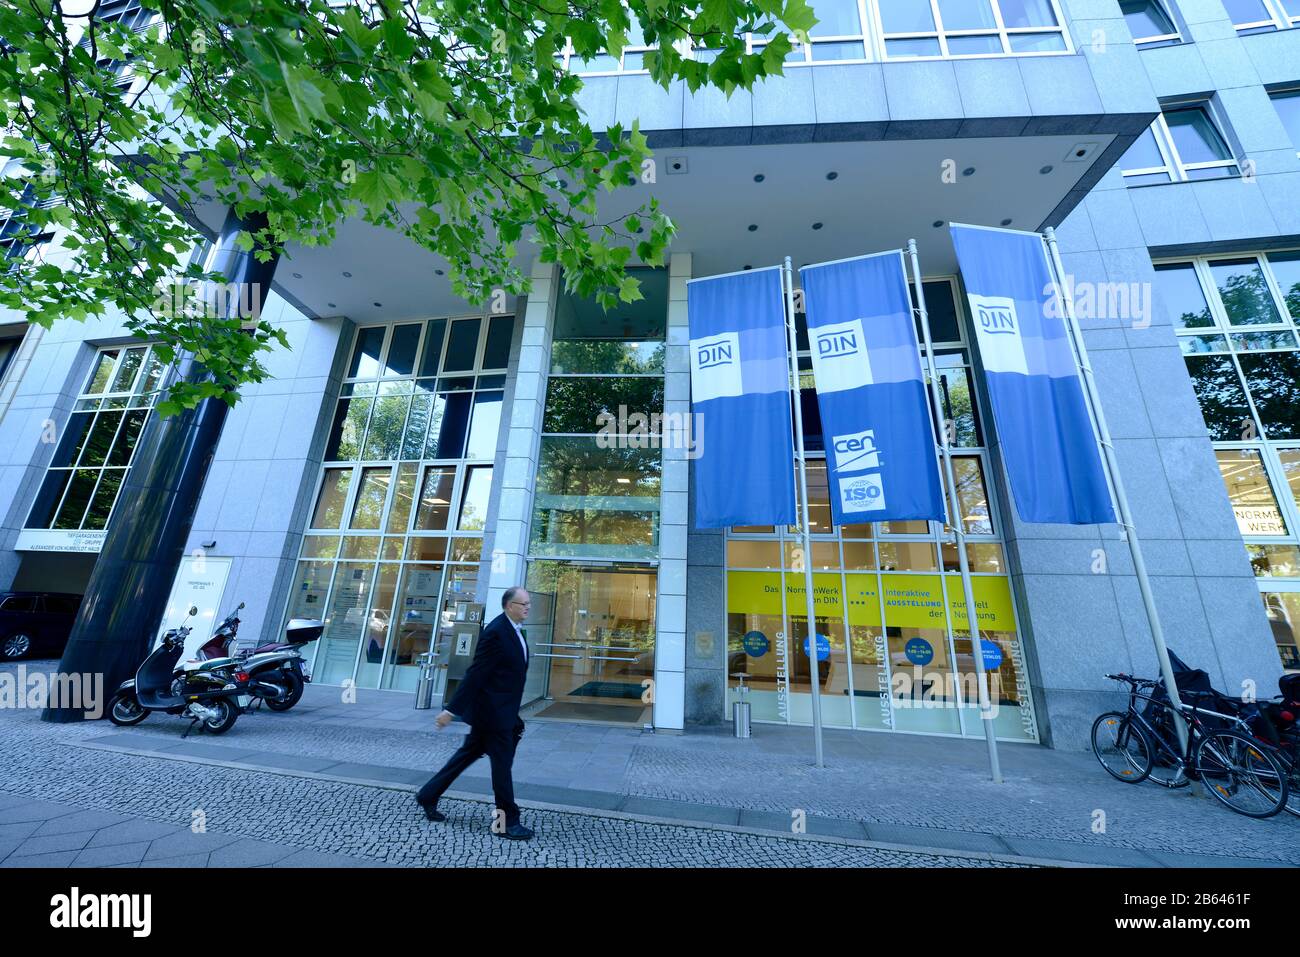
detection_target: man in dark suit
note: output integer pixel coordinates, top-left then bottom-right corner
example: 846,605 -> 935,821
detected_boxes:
415,586 -> 534,840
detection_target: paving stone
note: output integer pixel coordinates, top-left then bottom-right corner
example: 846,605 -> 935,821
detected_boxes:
11,830 -> 94,856
207,838 -> 300,867
72,840 -> 152,867
143,830 -> 242,860
86,819 -> 184,848
0,850 -> 79,867
33,808 -> 132,836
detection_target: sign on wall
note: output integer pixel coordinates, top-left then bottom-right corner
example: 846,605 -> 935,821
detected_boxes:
13,528 -> 107,553
157,555 -> 233,659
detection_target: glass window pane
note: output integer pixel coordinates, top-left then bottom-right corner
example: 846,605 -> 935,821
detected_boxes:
466,391 -> 503,459
361,393 -> 410,461
348,327 -> 385,379
529,437 -> 662,559
442,318 -> 481,372
1217,449 -> 1287,535
138,351 -> 166,397
886,37 -> 942,56
727,539 -> 783,568
878,0 -> 936,32
811,40 -> 866,59
418,318 -> 447,378
1153,263 -> 1213,328
1247,544 -> 1300,578
949,456 -> 993,535
414,466 -> 456,530
1165,108 -> 1232,165
83,469 -> 125,529
52,469 -> 98,529
385,463 -> 419,534
1210,259 -> 1281,325
939,0 -> 998,30
571,53 -> 620,72
29,470 -> 73,528
383,323 -> 421,377
998,0 -> 1059,26
349,467 -> 391,530
542,377 -> 664,434
312,468 -> 353,529
550,340 -> 665,374
1179,334 -> 1228,354
1185,354 -> 1256,441
946,34 -> 1004,54
1231,330 -> 1297,351
878,541 -> 939,571
1262,593 -> 1300,671
51,412 -> 96,468
325,396 -> 371,461
1236,351 -> 1300,438
1277,448 -> 1300,514
482,316 -> 514,369
427,391 -> 470,459
1272,92 -> 1300,152
1266,250 -> 1300,323
86,350 -> 119,394
106,409 -> 148,467
1007,31 -> 1067,51
458,465 -> 493,530
810,0 -> 863,35
1120,0 -> 1176,37
790,461 -> 834,535
78,411 -> 123,468
1223,0 -> 1273,23
1124,170 -> 1174,186
1121,125 -> 1167,171
110,347 -> 145,393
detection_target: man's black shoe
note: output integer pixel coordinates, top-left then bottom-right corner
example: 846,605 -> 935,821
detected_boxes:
497,823 -> 534,840
416,798 -> 446,822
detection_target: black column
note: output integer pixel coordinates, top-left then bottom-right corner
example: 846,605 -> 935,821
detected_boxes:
43,209 -> 280,722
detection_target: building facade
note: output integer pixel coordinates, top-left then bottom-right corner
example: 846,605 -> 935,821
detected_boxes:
2,0 -> 1298,749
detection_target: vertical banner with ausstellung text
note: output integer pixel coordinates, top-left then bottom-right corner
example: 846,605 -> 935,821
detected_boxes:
949,223 -> 1115,525
799,251 -> 946,526
687,266 -> 797,528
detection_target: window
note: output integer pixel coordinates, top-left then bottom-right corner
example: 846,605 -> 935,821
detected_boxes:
25,344 -> 167,533
1270,89 -> 1300,154
1167,250 -> 1300,671
292,312 -> 514,691
1223,0 -> 1295,33
1121,105 -> 1239,185
874,0 -> 1071,58
1120,0 -> 1182,45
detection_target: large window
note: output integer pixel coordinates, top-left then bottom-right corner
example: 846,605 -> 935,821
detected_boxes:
25,344 -> 167,535
1120,0 -> 1183,45
292,313 -> 514,690
560,0 -> 1072,72
725,279 -> 1038,742
1161,251 -> 1300,670
1121,104 -> 1240,186
1223,0 -> 1297,34
1270,88 -> 1300,154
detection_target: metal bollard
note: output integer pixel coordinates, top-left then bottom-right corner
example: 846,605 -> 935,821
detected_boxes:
731,672 -> 752,739
414,651 -> 436,710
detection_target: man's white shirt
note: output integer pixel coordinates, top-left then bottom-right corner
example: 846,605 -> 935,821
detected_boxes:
508,617 -> 528,664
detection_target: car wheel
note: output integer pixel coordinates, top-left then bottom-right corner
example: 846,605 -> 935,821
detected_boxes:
2,633 -> 32,660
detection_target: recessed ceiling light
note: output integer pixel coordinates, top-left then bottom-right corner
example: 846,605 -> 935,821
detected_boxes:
811,222 -> 823,230
747,224 -> 758,232
435,269 -> 445,275
743,264 -> 752,270
342,271 -> 352,278
933,220 -> 944,228
962,167 -> 975,177
373,302 -> 382,307
826,171 -> 838,180
292,272 -> 303,279
1040,165 -> 1053,175
1000,218 -> 1013,226
753,173 -> 765,183
327,302 -> 337,308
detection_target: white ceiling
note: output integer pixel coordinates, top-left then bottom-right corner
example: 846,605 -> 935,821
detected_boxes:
181,133 -> 1110,322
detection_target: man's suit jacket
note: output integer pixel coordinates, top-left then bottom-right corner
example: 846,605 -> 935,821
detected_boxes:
446,612 -> 528,732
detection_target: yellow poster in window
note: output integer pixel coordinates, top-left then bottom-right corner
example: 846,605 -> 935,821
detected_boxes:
726,571 -> 843,618
879,573 -> 1016,632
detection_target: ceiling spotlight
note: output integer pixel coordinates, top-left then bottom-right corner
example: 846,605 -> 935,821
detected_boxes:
753,173 -> 765,183
747,224 -> 758,232
962,167 -> 975,177
435,268 -> 445,275
933,220 -> 944,228
292,272 -> 303,279
342,271 -> 352,278
1040,165 -> 1053,175
1000,218 -> 1013,226
811,222 -> 823,230
743,264 -> 752,270
373,302 -> 382,307
826,171 -> 838,180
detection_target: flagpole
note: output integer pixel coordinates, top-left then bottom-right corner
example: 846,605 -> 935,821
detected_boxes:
784,255 -> 826,768
907,240 -> 1003,784
1042,228 -> 1190,753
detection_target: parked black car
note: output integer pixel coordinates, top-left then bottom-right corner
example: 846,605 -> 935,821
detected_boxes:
0,592 -> 83,661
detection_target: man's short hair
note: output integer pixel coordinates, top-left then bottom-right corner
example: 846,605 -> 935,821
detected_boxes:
502,586 -> 525,609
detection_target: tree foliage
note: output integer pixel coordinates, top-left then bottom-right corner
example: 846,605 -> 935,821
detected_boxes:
0,0 -> 814,411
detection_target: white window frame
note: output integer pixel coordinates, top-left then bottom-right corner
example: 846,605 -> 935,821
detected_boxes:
1120,0 -> 1184,46
1122,104 -> 1240,184
1226,0 -> 1294,33
869,0 -> 1074,61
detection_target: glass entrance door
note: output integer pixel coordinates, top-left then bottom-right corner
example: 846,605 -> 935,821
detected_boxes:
524,563 -> 656,724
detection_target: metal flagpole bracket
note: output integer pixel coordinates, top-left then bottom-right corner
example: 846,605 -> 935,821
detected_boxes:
784,255 -> 826,769
1042,227 -> 1193,760
907,239 -> 1003,784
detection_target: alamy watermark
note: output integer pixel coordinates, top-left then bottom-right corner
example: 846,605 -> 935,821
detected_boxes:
595,405 -> 705,458
1045,276 -> 1153,329
0,666 -> 104,719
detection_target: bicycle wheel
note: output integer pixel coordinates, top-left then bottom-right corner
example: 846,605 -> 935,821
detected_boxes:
1091,712 -> 1152,784
1194,729 -> 1290,818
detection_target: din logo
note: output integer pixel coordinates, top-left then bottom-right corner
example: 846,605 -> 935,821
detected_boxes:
977,302 -> 1017,336
696,339 -> 734,369
816,328 -> 859,359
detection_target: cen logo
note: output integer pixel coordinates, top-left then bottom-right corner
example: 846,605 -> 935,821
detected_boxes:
832,428 -> 880,474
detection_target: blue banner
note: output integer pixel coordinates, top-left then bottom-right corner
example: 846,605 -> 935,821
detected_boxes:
949,224 -> 1115,525
687,267 -> 796,528
800,251 -> 945,525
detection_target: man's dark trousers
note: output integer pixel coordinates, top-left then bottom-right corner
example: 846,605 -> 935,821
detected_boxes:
417,719 -> 525,824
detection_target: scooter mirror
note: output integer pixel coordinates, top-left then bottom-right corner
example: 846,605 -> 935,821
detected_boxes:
189,605 -> 199,616
238,602 -> 245,611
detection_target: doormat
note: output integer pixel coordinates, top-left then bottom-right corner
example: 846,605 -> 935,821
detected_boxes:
567,680 -> 645,700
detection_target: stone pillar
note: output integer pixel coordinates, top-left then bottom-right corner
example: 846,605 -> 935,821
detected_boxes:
43,208 -> 279,722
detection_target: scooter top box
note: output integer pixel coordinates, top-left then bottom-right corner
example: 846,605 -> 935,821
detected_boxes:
285,618 -> 324,644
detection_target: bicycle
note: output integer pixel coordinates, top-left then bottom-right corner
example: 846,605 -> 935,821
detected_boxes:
1091,673 -> 1290,819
